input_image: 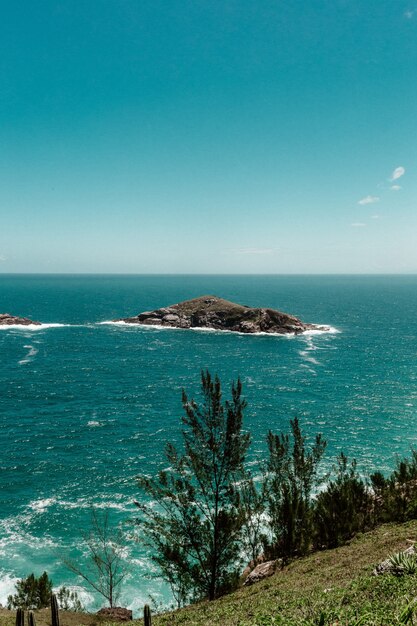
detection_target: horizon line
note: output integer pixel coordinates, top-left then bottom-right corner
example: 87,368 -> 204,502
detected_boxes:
1,272 -> 417,278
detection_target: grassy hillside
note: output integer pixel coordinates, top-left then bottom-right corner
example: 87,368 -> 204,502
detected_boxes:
3,521 -> 417,626
153,520 -> 417,626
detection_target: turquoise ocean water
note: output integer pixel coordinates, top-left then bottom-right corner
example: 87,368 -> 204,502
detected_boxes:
1,274 -> 417,612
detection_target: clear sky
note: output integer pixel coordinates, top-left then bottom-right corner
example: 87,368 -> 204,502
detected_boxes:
0,1 -> 416,273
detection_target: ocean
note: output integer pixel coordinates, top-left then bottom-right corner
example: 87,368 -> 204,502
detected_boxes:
1,274 -> 417,613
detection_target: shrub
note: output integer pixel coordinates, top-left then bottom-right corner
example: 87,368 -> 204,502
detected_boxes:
56,586 -> 84,611
7,572 -> 52,610
264,418 -> 326,561
371,451 -> 417,523
313,453 -> 374,550
389,551 -> 417,576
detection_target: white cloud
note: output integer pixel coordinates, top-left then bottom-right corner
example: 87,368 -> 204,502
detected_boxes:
390,184 -> 402,191
390,166 -> 405,181
351,222 -> 367,227
232,247 -> 274,255
358,195 -> 380,205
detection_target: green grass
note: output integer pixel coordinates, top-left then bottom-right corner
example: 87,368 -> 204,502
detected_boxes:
3,521 -> 417,626
153,520 -> 417,625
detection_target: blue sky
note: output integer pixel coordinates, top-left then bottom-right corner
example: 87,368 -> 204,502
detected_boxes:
0,1 -> 416,273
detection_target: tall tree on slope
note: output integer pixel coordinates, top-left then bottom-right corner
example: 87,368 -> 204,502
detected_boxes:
136,371 -> 251,604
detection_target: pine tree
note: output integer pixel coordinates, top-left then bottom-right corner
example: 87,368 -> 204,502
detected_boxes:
7,572 -> 52,610
313,453 -> 373,549
370,450 -> 417,523
264,418 -> 326,562
136,371 -> 251,603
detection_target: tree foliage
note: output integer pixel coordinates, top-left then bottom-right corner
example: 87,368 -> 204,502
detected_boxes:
313,453 -> 373,549
7,572 -> 52,610
264,417 -> 326,561
136,371 -> 251,603
371,450 -> 417,523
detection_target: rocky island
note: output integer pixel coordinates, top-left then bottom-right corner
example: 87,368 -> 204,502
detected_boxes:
0,313 -> 41,326
115,295 -> 328,335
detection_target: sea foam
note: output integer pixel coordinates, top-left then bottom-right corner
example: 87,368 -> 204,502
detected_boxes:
99,321 -> 339,337
0,323 -> 68,331
18,344 -> 39,365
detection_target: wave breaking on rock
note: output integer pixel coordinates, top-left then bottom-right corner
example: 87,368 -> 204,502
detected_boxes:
114,295 -> 330,336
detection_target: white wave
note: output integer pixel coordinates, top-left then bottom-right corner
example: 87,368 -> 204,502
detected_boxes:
0,523 -> 57,551
100,320 -> 339,337
58,497 -> 131,512
90,501 -> 131,511
28,497 -> 57,512
301,326 -> 340,336
99,320 -> 176,330
87,420 -> 102,427
0,571 -> 20,606
19,344 -> 39,365
0,323 -> 68,331
299,350 -> 320,365
51,584 -> 95,609
0,499 -> 58,555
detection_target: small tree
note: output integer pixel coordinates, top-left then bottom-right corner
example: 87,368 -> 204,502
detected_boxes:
313,453 -> 373,549
7,572 -> 52,609
136,371 -> 251,603
371,450 -> 417,523
56,586 -> 84,612
264,418 -> 326,562
63,507 -> 129,608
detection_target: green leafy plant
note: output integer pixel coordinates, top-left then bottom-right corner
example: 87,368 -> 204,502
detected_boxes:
400,597 -> 417,623
389,551 -> 417,576
7,572 -> 52,610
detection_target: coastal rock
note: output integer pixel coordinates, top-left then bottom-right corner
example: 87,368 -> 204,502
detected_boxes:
116,295 -> 328,335
0,313 -> 41,326
96,607 -> 133,621
243,560 -> 279,586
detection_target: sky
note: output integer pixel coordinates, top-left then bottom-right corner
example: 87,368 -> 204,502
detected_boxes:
0,1 -> 416,274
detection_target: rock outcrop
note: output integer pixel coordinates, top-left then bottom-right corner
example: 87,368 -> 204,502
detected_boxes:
96,608 -> 133,621
243,560 -> 280,586
0,313 -> 41,326
116,295 -> 327,335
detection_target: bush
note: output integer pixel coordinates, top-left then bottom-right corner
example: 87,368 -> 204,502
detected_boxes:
388,551 -> 417,576
264,418 -> 326,561
313,453 -> 374,550
7,572 -> 52,610
371,451 -> 417,523
56,586 -> 84,611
